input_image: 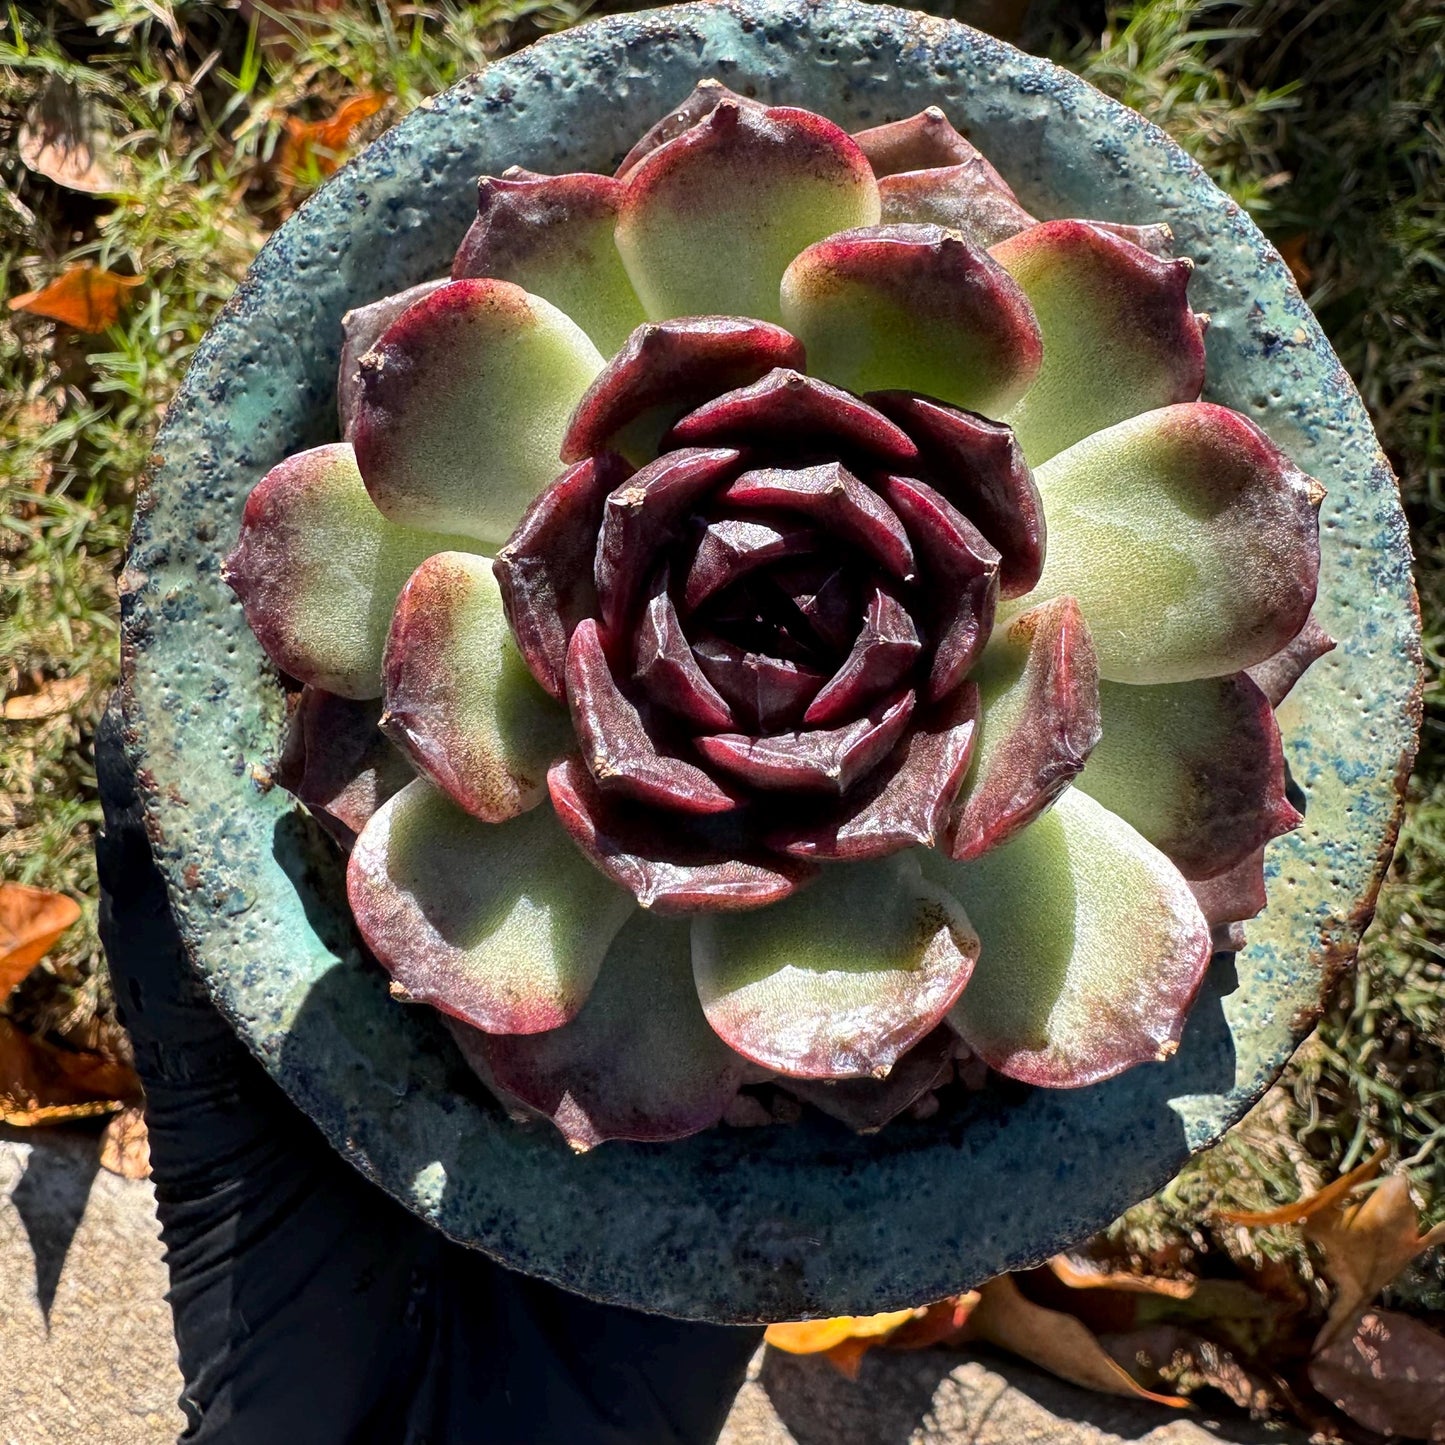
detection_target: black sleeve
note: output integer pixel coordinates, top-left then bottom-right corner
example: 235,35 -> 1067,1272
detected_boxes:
95,701 -> 761,1444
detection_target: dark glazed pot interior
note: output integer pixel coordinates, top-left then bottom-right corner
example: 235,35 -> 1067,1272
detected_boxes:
121,0 -> 1420,1321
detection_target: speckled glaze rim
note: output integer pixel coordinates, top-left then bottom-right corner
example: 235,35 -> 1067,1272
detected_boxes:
120,0 -> 1420,1322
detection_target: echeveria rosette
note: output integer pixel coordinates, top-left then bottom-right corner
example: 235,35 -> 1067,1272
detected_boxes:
224,82 -> 1328,1150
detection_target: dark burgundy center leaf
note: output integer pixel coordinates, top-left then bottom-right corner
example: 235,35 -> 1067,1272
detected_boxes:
497,345 -> 1022,908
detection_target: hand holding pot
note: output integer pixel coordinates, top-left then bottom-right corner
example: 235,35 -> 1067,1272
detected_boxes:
94,701 -> 760,1444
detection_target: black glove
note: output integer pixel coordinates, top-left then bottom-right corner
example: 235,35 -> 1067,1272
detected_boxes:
95,700 -> 761,1444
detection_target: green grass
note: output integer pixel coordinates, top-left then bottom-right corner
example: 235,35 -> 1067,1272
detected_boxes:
0,0 -> 573,1036
2,0 -> 1441,1302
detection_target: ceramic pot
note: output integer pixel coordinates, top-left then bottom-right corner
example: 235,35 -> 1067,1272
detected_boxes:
120,0 -> 1420,1322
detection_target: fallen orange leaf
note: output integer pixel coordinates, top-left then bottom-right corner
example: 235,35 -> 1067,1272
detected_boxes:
764,1295 -> 978,1379
8,263 -> 144,331
965,1275 -> 1190,1409
1277,233 -> 1313,289
0,1016 -> 142,1125
0,883 -> 81,1001
277,92 -> 386,183
1216,1144 -> 1389,1226
764,1308 -> 919,1358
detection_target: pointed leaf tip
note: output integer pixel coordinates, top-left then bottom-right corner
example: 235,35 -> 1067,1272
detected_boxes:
453,169 -> 645,356
337,279 -> 447,438
564,618 -> 739,814
782,223 -> 1042,417
992,219 -> 1207,464
562,316 -> 803,465
854,107 -> 1037,247
615,80 -> 766,179
616,98 -> 879,324
868,392 -> 1042,599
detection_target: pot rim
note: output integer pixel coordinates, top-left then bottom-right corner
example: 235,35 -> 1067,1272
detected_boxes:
120,0 -> 1421,1322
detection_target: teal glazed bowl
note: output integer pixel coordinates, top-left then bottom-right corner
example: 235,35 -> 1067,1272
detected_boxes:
120,0 -> 1421,1321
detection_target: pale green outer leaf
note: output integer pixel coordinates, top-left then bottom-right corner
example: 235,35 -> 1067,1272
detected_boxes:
992,219 -> 1204,465
382,552 -> 571,821
348,779 -> 635,1033
1076,680 -> 1219,861
1076,676 -> 1298,878
223,442 -> 482,699
779,227 -> 1041,414
1013,404 -> 1322,683
522,246 -> 645,360
922,788 -> 1212,1088
692,853 -> 978,1079
614,108 -> 880,324
470,913 -> 752,1151
353,281 -> 605,547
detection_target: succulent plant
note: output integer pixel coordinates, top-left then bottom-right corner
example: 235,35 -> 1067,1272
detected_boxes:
225,84 -> 1329,1151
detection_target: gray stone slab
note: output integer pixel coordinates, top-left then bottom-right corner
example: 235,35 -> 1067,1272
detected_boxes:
0,1128 -> 183,1445
0,1127 -> 1308,1444
720,1345 -> 1309,1445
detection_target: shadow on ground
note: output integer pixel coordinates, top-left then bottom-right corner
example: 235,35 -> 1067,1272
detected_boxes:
750,1345 -> 1303,1445
2,1121 -> 102,1324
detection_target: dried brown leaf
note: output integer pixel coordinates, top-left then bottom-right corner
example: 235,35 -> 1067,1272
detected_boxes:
965,1275 -> 1190,1407
1309,1309 -> 1445,1440
99,1106 -> 151,1180
0,883 -> 81,1000
1307,1173 -> 1445,1348
9,264 -> 145,331
0,1017 -> 141,1125
1217,1143 -> 1389,1226
18,81 -> 127,193
3,674 -> 89,720
1048,1253 -> 1196,1298
1101,1325 -> 1281,1415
